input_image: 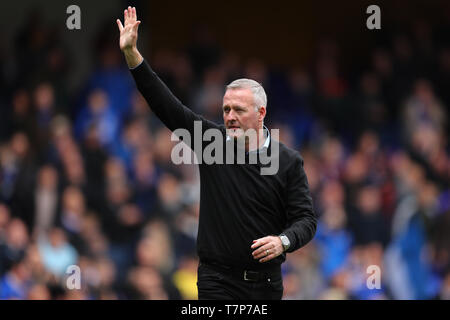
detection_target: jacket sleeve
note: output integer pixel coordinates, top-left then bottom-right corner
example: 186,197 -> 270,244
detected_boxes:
130,59 -> 220,136
282,156 -> 317,252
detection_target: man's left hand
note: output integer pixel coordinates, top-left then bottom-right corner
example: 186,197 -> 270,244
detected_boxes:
251,236 -> 284,263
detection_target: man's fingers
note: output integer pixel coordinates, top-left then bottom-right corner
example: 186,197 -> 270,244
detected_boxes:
251,241 -> 268,251
116,19 -> 124,32
259,252 -> 276,263
254,246 -> 275,261
128,6 -> 134,22
124,9 -> 129,24
132,7 -> 137,21
252,243 -> 275,259
251,237 -> 268,249
124,7 -> 137,26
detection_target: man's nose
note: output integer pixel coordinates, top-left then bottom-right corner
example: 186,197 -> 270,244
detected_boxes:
227,110 -> 237,120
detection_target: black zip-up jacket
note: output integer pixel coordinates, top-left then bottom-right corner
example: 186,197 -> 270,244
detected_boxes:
130,60 -> 317,270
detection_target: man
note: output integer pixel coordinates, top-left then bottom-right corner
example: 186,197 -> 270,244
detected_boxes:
117,7 -> 316,300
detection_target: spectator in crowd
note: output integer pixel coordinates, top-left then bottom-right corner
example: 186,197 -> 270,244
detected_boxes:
0,218 -> 29,275
75,89 -> 121,152
0,251 -> 31,299
37,227 -> 78,278
34,165 -> 60,239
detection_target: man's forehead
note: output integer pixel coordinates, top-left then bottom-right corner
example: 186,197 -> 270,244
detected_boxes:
223,88 -> 254,104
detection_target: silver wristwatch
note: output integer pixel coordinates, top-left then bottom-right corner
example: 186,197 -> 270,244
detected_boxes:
279,234 -> 290,252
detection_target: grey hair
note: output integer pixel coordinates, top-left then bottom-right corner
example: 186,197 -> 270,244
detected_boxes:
226,79 -> 267,111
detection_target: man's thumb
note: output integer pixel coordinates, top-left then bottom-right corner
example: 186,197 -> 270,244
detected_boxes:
133,21 -> 141,31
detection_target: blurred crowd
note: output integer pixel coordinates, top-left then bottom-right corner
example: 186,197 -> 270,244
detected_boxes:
0,13 -> 449,300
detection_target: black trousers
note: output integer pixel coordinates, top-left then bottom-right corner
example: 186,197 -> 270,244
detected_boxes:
197,262 -> 284,300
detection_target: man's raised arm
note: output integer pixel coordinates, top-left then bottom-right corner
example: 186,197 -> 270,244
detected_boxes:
116,7 -> 219,135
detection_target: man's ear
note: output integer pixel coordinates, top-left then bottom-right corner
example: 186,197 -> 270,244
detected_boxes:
258,106 -> 266,122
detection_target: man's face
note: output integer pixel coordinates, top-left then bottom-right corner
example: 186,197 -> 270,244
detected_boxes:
222,88 -> 265,139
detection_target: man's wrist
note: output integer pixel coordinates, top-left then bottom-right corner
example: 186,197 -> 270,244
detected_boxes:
123,47 -> 143,69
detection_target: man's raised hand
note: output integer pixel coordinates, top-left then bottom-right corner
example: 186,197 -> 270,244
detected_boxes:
117,6 -> 143,68
116,6 -> 141,52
